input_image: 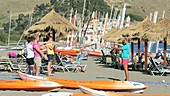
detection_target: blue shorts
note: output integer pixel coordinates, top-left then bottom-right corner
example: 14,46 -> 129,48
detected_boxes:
47,54 -> 54,62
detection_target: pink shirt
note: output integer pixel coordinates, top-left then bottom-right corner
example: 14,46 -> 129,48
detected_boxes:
33,41 -> 41,57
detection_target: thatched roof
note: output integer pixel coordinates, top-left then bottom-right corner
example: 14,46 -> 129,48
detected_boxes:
102,17 -> 153,43
141,19 -> 170,42
123,17 -> 154,38
101,28 -> 120,40
24,10 -> 79,38
102,17 -> 170,44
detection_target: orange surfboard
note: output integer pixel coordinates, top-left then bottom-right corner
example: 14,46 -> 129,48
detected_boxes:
18,72 -> 147,92
0,80 -> 62,91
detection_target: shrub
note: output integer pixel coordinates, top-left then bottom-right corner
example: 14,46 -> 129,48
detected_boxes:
126,13 -> 144,21
0,31 -> 8,42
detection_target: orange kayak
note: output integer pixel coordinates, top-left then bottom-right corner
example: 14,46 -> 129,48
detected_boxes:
79,85 -> 170,96
0,80 -> 62,91
18,72 -> 147,92
55,49 -> 78,56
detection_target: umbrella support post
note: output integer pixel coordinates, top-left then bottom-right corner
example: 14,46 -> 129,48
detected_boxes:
52,29 -> 56,64
131,42 -> 134,63
164,38 -> 167,65
144,42 -> 148,70
138,39 -> 140,61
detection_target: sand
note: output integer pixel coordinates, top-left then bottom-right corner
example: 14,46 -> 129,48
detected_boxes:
0,50 -> 170,96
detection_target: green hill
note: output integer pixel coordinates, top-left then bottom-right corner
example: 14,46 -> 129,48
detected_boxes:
0,0 -> 169,26
0,0 -> 50,25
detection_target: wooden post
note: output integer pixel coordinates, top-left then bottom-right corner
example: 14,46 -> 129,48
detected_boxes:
164,38 -> 167,65
144,42 -> 148,70
131,42 -> 134,63
138,39 -> 140,61
52,29 -> 55,41
114,44 -> 116,54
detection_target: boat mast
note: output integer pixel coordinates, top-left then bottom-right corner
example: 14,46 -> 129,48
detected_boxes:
82,0 -> 86,22
120,3 -> 126,29
79,0 -> 86,45
8,11 -> 12,47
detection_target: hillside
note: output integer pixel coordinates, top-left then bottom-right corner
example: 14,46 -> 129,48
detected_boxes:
0,0 -> 50,25
0,0 -> 170,26
105,0 -> 170,19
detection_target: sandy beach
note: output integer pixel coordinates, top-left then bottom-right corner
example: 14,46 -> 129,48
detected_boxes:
0,50 -> 170,96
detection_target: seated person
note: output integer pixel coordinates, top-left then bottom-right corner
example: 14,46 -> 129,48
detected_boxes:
60,54 -> 85,71
60,54 -> 78,64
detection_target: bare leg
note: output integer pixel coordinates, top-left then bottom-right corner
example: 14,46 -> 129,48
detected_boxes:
48,62 -> 53,75
30,65 -> 35,75
28,65 -> 31,74
32,64 -> 35,75
36,66 -> 40,76
123,64 -> 129,81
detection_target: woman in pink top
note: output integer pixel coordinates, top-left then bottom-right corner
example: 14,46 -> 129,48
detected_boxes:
33,34 -> 47,76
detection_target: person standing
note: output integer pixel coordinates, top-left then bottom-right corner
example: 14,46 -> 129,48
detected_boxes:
33,34 -> 48,76
113,38 -> 130,81
46,35 -> 54,76
26,36 -> 35,75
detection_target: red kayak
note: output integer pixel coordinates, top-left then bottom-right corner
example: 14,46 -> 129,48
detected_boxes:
82,49 -> 102,57
55,49 -> 78,56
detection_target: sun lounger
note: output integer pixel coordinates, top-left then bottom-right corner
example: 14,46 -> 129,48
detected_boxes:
101,50 -> 113,65
148,57 -> 170,76
0,61 -> 12,71
8,57 -> 27,72
52,54 -> 80,72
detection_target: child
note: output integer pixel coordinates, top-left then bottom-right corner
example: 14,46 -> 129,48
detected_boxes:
26,36 -> 35,75
46,35 -> 54,76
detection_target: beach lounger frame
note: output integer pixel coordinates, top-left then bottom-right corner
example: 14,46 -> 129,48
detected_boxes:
0,61 -> 12,71
9,57 -> 28,72
148,57 -> 170,76
101,50 -> 113,66
52,54 -> 79,72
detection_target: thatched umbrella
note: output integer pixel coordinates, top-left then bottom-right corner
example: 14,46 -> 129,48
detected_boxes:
102,17 -> 155,67
141,19 -> 170,42
24,10 -> 79,41
102,17 -> 154,43
141,19 -> 170,65
101,28 -> 120,40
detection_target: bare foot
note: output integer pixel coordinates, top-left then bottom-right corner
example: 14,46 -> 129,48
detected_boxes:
48,74 -> 54,76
